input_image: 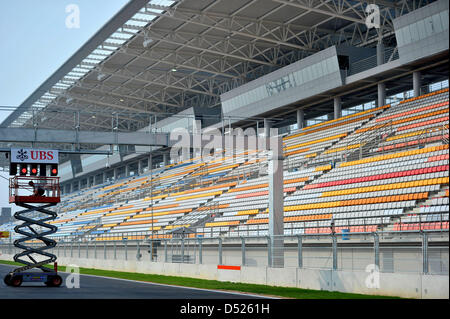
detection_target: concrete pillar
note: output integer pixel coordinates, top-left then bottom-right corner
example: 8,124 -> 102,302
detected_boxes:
125,165 -> 130,177
377,41 -> 385,66
138,160 -> 142,175
413,71 -> 421,97
264,118 -> 271,138
77,180 -> 81,191
148,154 -> 153,170
268,137 -> 284,268
163,153 -> 169,166
114,168 -> 118,181
334,96 -> 342,120
296,109 -> 305,129
378,82 -> 386,107
193,119 -> 202,158
102,172 -> 106,184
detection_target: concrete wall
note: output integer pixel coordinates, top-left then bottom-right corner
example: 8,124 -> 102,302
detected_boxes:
1,253 -> 447,299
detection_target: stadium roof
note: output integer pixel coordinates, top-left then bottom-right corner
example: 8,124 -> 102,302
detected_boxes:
0,0 -> 437,133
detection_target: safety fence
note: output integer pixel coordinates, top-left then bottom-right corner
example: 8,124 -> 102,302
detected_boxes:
1,230 -> 448,276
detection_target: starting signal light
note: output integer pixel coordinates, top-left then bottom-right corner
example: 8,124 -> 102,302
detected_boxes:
20,164 -> 28,176
30,164 -> 38,176
50,164 -> 58,176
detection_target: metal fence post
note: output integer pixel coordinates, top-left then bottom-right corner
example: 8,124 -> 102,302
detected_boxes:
137,241 -> 140,261
241,237 -> 246,267
150,239 -> 154,262
198,238 -> 202,265
78,243 -> 81,259
422,232 -> 429,274
267,236 -> 272,267
218,237 -> 222,265
114,241 -> 117,260
104,242 -> 106,260
181,238 -> 185,263
374,233 -> 380,269
71,242 -> 73,258
64,243 -> 66,258
94,242 -> 97,259
298,235 -> 303,268
125,241 -> 128,261
164,239 -> 168,263
86,243 -> 89,259
193,238 -> 197,264
171,238 -> 174,262
332,234 -> 337,270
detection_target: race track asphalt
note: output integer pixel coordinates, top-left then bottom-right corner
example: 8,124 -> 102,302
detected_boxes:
0,264 -> 266,299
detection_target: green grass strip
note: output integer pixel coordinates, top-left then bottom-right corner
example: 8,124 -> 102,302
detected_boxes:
0,259 -> 399,299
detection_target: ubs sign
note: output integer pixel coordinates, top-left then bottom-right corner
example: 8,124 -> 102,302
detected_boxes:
11,148 -> 59,164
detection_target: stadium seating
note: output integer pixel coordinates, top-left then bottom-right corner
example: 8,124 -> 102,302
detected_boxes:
1,88 -> 448,243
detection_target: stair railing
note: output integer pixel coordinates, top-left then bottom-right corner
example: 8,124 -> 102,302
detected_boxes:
344,120 -> 394,161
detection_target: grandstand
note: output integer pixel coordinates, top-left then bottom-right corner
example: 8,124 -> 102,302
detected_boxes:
0,0 -> 448,299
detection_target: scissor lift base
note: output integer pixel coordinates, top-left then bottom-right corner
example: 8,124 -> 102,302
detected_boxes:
4,271 -> 62,287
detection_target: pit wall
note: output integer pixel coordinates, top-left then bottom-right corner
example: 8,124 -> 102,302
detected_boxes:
1,253 -> 447,299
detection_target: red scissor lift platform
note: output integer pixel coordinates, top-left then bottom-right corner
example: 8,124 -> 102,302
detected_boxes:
9,176 -> 61,204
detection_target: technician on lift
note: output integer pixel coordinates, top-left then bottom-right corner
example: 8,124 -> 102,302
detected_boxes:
29,180 -> 45,197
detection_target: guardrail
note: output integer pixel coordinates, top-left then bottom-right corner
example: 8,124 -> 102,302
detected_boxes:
2,230 -> 447,275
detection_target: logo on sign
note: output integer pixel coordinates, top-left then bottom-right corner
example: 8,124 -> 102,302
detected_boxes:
11,148 -> 59,164
16,149 -> 29,162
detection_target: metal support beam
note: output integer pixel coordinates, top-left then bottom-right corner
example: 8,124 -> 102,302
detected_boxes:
268,138 -> 284,268
0,127 -> 169,146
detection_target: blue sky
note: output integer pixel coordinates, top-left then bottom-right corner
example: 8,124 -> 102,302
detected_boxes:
0,0 -> 129,209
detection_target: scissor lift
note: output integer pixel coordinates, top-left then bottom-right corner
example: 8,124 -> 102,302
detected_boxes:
4,176 -> 62,287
